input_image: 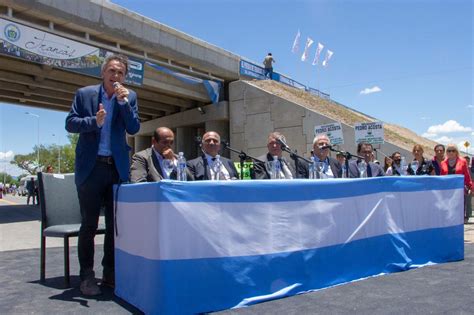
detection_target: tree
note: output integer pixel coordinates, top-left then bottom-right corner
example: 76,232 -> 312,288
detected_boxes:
0,172 -> 16,185
11,133 -> 78,174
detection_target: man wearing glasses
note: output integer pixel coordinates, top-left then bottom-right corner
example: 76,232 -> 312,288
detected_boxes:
348,142 -> 385,178
306,134 -> 342,178
252,132 -> 306,179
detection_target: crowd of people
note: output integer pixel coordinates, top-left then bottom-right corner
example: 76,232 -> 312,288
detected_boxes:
64,54 -> 473,297
128,128 -> 473,225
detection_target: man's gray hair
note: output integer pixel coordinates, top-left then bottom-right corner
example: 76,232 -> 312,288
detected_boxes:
268,131 -> 286,143
312,133 -> 330,145
101,54 -> 129,75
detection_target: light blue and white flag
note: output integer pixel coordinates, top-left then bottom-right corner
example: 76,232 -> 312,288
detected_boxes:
312,42 -> 325,65
301,37 -> 314,62
322,49 -> 334,67
291,29 -> 301,53
115,176 -> 464,314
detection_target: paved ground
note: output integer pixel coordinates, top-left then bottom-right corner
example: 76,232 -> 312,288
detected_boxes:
1,193 -> 473,314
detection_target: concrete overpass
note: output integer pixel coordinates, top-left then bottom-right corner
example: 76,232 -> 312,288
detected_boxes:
0,0 -> 430,164
0,0 -> 241,157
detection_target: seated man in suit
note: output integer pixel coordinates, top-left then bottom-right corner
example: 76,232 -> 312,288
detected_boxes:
348,142 -> 385,178
187,131 -> 239,180
306,134 -> 342,178
252,132 -> 305,179
130,127 -> 193,182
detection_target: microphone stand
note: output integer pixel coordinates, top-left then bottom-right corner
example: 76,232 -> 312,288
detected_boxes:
328,147 -> 365,178
282,146 -> 312,164
373,148 -> 389,158
222,142 -> 265,180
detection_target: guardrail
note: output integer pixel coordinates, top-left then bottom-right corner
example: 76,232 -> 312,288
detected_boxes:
239,60 -> 330,100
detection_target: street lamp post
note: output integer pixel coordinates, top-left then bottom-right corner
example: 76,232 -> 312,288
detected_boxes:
52,133 -> 61,173
25,112 -> 40,168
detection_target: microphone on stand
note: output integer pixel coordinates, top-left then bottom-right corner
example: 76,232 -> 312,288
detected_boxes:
113,82 -> 129,103
276,136 -> 290,150
319,144 -> 333,150
194,136 -> 202,147
221,140 -> 229,149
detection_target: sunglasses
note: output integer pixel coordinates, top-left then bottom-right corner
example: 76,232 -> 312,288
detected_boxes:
446,149 -> 456,153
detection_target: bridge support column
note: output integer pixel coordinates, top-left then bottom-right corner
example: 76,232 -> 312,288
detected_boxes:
134,135 -> 151,153
176,127 -> 197,159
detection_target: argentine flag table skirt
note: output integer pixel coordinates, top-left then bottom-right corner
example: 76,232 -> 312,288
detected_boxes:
114,176 -> 464,314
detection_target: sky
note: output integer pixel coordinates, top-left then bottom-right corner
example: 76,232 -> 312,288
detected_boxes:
0,0 -> 473,176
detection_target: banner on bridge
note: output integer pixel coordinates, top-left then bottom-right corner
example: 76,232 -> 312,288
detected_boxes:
0,18 -> 144,86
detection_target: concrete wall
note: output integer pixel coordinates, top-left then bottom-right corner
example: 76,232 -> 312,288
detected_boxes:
229,81 -> 412,163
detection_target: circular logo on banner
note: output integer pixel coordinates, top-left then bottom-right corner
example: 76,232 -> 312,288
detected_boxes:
4,23 -> 21,42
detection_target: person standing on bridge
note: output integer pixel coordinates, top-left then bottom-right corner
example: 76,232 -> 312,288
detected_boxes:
65,54 -> 140,296
263,53 -> 275,79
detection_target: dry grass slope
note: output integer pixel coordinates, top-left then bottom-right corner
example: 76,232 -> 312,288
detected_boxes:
247,80 -> 438,156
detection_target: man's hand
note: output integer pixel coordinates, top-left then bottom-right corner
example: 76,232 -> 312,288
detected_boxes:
161,148 -> 175,160
113,82 -> 129,103
96,103 -> 107,127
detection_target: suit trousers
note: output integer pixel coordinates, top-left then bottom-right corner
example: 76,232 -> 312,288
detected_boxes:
77,160 -> 118,281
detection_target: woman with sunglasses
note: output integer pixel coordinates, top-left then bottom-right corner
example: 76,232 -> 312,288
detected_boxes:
406,144 -> 434,176
440,144 -> 472,223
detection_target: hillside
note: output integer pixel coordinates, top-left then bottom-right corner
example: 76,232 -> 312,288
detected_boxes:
247,80 -> 438,157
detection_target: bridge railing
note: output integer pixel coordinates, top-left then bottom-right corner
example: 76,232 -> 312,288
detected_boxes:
239,59 -> 330,100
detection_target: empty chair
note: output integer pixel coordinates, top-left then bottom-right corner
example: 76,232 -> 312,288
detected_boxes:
38,172 -> 105,287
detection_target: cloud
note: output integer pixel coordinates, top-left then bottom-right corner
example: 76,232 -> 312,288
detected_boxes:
420,117 -> 431,121
426,120 -> 472,134
0,151 -> 25,177
433,136 -> 453,144
360,86 -> 382,95
422,132 -> 437,139
467,104 -> 473,108
0,150 -> 14,161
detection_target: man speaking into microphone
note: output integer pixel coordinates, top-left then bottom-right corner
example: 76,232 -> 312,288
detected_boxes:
65,54 -> 140,296
307,134 -> 342,178
252,132 -> 306,179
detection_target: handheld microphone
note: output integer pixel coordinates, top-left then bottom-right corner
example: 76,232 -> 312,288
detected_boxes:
113,82 -> 129,103
319,144 -> 333,150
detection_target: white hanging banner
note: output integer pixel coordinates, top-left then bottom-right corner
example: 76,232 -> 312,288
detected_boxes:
300,37 -> 314,62
314,122 -> 344,145
291,29 -> 301,53
312,42 -> 325,66
354,121 -> 385,144
322,49 -> 334,67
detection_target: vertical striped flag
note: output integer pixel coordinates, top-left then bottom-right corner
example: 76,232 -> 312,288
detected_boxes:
312,42 -> 325,65
301,37 -> 314,62
322,50 -> 334,67
291,30 -> 301,53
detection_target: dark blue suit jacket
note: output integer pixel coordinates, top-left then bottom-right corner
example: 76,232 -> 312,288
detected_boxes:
65,84 -> 140,185
348,160 -> 385,178
187,154 -> 239,180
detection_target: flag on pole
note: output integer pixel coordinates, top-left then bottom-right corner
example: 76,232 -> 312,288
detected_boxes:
322,50 -> 334,67
301,37 -> 314,62
312,42 -> 325,66
291,30 -> 301,53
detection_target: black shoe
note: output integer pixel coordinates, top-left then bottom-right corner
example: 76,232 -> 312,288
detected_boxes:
80,278 -> 102,296
101,274 -> 115,288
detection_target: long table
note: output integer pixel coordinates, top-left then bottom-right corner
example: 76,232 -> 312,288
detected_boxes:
114,176 -> 464,314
